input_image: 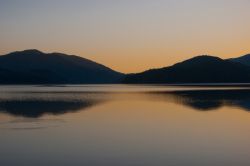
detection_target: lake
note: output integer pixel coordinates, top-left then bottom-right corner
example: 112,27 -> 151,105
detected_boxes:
1,85 -> 250,166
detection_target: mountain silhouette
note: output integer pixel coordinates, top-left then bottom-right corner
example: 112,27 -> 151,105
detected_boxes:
229,54 -> 250,66
123,55 -> 250,84
2,50 -> 250,84
0,49 -> 124,84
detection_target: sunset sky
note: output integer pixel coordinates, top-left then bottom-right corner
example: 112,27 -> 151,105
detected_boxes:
1,0 -> 250,73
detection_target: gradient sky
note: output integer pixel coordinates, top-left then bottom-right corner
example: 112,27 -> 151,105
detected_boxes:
1,0 -> 250,73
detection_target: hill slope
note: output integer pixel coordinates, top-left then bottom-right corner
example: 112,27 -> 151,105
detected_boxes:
0,49 -> 124,84
123,55 -> 250,84
229,54 -> 250,66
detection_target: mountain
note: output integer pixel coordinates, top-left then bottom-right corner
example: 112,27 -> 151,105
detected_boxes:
123,55 -> 250,84
229,54 -> 250,66
0,49 -> 124,84
2,50 -> 250,85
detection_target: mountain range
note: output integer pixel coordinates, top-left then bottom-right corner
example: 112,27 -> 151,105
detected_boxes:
123,55 -> 250,84
1,49 -> 250,84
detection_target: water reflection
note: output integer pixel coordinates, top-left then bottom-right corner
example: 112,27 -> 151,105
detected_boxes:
0,118 -> 66,130
0,93 -> 105,118
1,86 -> 250,166
156,89 -> 250,111
1,89 -> 250,118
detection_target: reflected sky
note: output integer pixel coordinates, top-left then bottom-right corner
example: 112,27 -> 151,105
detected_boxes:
1,86 -> 250,118
1,85 -> 250,166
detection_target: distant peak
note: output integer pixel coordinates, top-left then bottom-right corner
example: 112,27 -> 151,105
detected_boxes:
20,49 -> 44,54
170,55 -> 223,68
241,54 -> 250,57
182,55 -> 222,63
229,54 -> 250,61
3,49 -> 45,57
193,55 -> 221,59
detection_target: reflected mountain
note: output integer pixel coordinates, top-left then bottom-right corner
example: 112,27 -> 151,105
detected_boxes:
0,93 -> 105,118
150,89 -> 250,111
1,89 -> 250,118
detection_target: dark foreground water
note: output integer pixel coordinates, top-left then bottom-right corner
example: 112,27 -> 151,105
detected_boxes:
1,85 -> 250,166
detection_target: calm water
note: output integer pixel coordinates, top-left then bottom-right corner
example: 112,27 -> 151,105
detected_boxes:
1,85 -> 250,166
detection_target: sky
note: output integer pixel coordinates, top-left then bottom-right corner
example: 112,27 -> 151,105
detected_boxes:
1,0 -> 250,73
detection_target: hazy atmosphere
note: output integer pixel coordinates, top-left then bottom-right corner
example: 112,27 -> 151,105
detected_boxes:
1,0 -> 250,73
2,1 -> 250,166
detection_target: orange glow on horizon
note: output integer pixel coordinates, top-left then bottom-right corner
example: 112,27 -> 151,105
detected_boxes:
1,0 -> 250,73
